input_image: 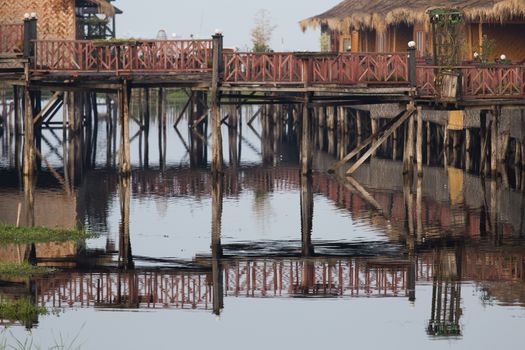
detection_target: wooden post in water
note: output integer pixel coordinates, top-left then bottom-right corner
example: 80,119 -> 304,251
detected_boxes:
480,110 -> 487,174
491,107 -> 500,177
143,88 -> 150,168
371,117 -> 378,156
119,81 -> 131,175
211,33 -> 224,176
13,86 -> 20,136
301,94 -> 313,176
22,88 -> 34,176
404,109 -> 415,175
416,106 -> 423,176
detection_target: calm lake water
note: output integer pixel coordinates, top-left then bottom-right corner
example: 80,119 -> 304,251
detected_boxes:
0,93 -> 524,349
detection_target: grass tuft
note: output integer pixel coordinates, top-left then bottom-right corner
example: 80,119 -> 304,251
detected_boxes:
0,263 -> 48,277
0,299 -> 48,328
0,223 -> 92,245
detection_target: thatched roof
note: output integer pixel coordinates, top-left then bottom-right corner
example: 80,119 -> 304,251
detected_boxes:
300,0 -> 525,33
86,0 -> 116,16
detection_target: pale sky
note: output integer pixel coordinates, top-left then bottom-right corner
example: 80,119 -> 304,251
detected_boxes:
112,0 -> 341,51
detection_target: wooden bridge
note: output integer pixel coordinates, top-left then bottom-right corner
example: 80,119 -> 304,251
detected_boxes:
1,21 -> 524,102
24,39 -> 525,101
2,20 -> 525,180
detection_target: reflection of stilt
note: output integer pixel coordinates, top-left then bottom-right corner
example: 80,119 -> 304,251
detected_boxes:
427,247 -> 463,337
118,176 -> 134,270
211,176 -> 224,315
300,175 -> 315,293
23,174 -> 35,228
300,175 -> 314,257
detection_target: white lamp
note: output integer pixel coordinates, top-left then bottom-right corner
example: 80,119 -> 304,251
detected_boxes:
408,41 -> 416,49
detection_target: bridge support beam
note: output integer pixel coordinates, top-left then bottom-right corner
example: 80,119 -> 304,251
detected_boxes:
301,95 -> 313,176
416,106 -> 423,176
23,88 -> 34,176
490,107 -> 500,177
118,81 -> 131,176
211,33 -> 224,176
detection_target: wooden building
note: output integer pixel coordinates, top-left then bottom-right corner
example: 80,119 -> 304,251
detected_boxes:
300,0 -> 525,62
0,0 -> 120,41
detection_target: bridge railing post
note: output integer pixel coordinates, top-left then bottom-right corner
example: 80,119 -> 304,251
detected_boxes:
408,41 -> 417,88
211,32 -> 224,175
212,32 -> 224,86
23,13 -> 37,62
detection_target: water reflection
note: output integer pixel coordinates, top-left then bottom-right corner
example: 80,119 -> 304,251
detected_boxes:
0,91 -> 524,345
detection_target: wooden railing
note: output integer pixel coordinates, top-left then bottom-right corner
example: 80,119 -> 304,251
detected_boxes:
0,24 -> 23,55
417,65 -> 525,99
223,52 -> 303,83
311,53 -> 408,84
32,39 -> 213,73
223,52 -> 409,85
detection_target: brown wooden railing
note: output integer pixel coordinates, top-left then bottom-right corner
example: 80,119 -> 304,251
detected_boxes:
223,52 -> 409,85
33,39 -> 213,73
417,65 -> 525,99
0,24 -> 23,55
223,52 -> 303,83
310,53 -> 408,84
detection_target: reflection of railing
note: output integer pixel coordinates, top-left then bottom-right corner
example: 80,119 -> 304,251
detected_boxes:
0,24 -> 23,55
223,52 -> 409,85
32,39 -> 213,73
417,65 -> 525,99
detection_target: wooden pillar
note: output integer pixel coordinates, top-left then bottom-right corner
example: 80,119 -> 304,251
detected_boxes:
327,106 -> 335,130
480,110 -> 487,174
404,111 -> 415,174
371,117 -> 378,157
22,88 -> 34,176
465,128 -> 472,171
301,95 -> 313,176
416,106 -> 423,176
143,88 -> 150,168
211,33 -> 224,175
491,107 -> 499,176
119,81 -> 131,175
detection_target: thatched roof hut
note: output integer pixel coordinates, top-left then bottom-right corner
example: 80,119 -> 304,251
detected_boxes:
300,0 -> 525,33
0,0 -> 119,40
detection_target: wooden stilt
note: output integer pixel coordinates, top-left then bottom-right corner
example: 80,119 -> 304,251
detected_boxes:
329,108 -> 414,173
416,106 -> 423,176
345,108 -> 415,175
403,110 -> 415,175
119,81 -> 131,175
491,107 -> 499,176
211,33 -> 224,175
23,88 -> 34,176
301,96 -> 313,176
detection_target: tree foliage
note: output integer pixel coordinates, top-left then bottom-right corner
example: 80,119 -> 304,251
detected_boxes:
251,9 -> 276,52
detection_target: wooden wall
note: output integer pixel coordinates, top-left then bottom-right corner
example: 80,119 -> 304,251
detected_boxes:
483,23 -> 525,62
0,0 -> 76,40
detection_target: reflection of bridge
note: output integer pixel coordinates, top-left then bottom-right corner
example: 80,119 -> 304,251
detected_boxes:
31,258 -> 416,311
19,247 -> 524,312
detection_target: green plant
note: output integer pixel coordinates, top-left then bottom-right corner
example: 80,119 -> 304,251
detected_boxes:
0,299 -> 47,329
0,223 -> 92,245
0,263 -> 48,277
